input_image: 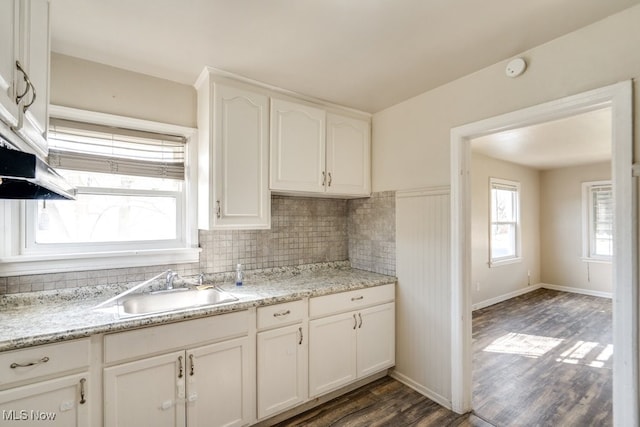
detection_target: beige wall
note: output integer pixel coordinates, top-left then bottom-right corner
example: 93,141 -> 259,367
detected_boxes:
540,162 -> 612,294
50,53 -> 197,128
471,154 -> 541,306
372,5 -> 640,192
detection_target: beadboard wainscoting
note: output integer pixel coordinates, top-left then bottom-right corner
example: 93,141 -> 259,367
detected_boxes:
393,187 -> 452,408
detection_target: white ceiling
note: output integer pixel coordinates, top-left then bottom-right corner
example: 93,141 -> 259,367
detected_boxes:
49,0 -> 640,113
471,108 -> 612,170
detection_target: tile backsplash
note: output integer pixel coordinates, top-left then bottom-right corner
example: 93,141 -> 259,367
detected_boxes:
199,195 -> 348,273
0,193 -> 396,294
348,191 -> 396,276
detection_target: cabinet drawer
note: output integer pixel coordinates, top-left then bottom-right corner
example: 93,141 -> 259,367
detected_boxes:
104,310 -> 249,364
309,284 -> 395,318
257,300 -> 306,330
0,339 -> 90,387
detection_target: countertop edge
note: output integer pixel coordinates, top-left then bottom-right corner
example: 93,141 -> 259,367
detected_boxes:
0,276 -> 396,352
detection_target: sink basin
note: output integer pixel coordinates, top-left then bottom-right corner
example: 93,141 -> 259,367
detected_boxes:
118,287 -> 238,316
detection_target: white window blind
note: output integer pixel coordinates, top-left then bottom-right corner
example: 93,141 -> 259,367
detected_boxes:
48,118 -> 186,180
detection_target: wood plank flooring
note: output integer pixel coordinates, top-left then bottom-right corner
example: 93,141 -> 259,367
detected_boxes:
472,288 -> 612,426
273,376 -> 492,427
274,288 -> 611,426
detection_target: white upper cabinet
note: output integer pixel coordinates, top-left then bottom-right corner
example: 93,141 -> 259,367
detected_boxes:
0,0 -> 20,129
17,0 -> 50,155
326,113 -> 370,196
0,0 -> 50,157
197,76 -> 271,230
270,98 -> 326,193
270,98 -> 370,198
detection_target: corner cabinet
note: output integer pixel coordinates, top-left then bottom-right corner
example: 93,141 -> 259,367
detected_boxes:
196,75 -> 270,230
0,0 -> 50,157
325,113 -> 370,196
270,98 -> 371,198
308,285 -> 395,398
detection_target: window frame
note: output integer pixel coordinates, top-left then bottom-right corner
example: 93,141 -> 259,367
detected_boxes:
0,105 -> 200,276
582,180 -> 613,263
488,177 -> 521,267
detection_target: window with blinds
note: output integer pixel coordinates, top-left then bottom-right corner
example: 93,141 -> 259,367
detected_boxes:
489,177 -> 521,264
26,118 -> 188,250
585,182 -> 613,260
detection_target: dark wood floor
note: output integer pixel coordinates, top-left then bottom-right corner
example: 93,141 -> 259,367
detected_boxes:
275,289 -> 612,427
274,376 -> 492,427
472,288 -> 612,426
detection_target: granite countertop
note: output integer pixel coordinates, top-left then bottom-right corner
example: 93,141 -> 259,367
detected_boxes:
0,262 -> 396,352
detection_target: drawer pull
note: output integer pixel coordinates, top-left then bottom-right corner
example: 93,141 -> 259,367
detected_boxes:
178,356 -> 184,378
10,356 -> 49,369
273,310 -> 291,318
79,378 -> 87,404
351,296 -> 364,301
189,354 -> 195,376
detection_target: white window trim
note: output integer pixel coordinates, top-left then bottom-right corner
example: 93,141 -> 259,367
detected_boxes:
582,180 -> 613,264
488,177 -> 521,268
0,105 -> 200,276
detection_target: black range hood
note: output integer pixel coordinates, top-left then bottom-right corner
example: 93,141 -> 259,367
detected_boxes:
0,145 -> 76,200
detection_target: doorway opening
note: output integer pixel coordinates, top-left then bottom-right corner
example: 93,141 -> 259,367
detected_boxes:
468,106 -> 613,424
450,82 -> 636,424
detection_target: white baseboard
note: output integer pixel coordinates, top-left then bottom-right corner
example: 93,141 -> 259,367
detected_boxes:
389,370 -> 452,410
540,283 -> 613,299
472,284 -> 542,311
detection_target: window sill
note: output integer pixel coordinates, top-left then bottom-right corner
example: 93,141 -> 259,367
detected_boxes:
0,248 -> 201,277
489,257 -> 522,268
581,257 -> 612,265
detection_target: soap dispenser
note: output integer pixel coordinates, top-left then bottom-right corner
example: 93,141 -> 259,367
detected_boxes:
235,263 -> 243,287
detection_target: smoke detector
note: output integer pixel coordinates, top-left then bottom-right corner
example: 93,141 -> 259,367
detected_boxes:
505,58 -> 527,78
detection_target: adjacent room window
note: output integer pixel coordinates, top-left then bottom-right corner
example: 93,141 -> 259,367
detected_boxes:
23,114 -> 194,256
489,178 -> 520,266
583,181 -> 613,261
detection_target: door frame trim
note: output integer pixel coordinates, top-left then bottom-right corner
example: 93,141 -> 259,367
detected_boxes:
450,81 -> 636,425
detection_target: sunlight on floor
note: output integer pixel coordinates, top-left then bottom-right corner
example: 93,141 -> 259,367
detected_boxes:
483,332 -> 564,358
482,332 -> 614,368
556,342 -> 613,368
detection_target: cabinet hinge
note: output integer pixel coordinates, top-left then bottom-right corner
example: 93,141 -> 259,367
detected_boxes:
632,163 -> 640,178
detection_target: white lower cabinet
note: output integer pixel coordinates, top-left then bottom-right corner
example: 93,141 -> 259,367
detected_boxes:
0,373 -> 90,426
308,311 -> 357,396
308,286 -> 395,398
256,301 -> 307,420
0,338 -> 91,426
103,312 -> 253,427
104,351 -> 184,427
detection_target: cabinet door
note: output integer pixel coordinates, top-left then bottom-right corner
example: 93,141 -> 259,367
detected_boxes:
186,337 -> 252,427
308,312 -> 357,397
326,113 -> 371,196
213,84 -> 270,229
16,0 -> 49,156
104,351 -> 186,427
356,303 -> 395,378
257,324 -> 307,419
270,98 -> 326,193
0,0 -> 19,128
0,373 -> 89,426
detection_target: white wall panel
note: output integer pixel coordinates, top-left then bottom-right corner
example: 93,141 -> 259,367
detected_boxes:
393,187 -> 451,407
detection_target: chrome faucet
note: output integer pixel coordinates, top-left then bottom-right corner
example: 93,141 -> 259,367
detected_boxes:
166,270 -> 178,290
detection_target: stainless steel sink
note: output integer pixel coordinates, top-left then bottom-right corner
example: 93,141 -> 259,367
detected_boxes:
118,287 -> 238,316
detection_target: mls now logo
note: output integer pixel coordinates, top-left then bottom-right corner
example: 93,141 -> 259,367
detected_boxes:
2,409 -> 57,421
